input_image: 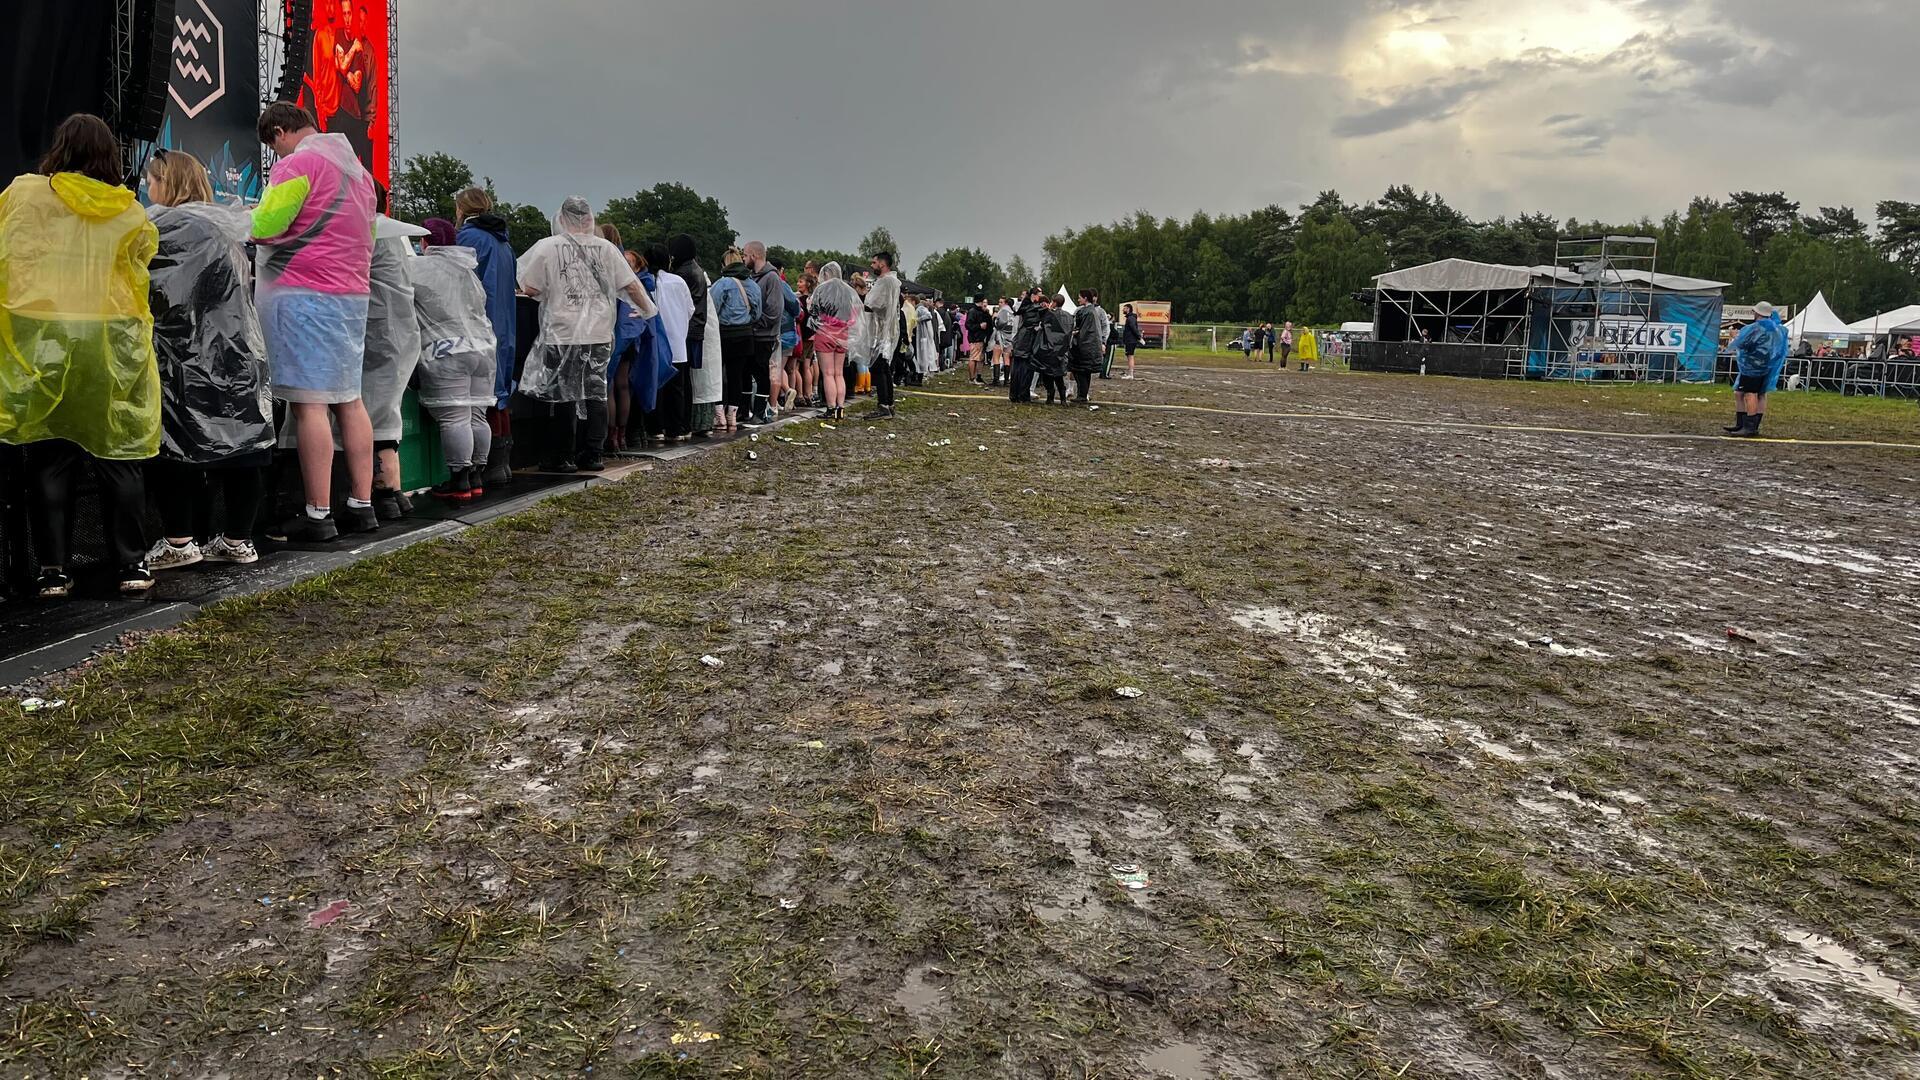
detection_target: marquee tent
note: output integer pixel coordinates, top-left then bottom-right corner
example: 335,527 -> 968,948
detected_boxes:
1787,292 -> 1854,342
1847,305 -> 1920,335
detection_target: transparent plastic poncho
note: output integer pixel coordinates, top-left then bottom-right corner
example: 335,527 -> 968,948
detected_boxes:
0,173 -> 161,460
410,246 -> 498,408
147,200 -> 274,463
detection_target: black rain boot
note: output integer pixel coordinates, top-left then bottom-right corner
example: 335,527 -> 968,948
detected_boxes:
484,435 -> 514,487
1739,414 -> 1764,438
1723,411 -> 1748,434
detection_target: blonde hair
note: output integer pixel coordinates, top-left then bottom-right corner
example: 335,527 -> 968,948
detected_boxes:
453,186 -> 492,224
723,246 -> 746,267
146,149 -> 213,206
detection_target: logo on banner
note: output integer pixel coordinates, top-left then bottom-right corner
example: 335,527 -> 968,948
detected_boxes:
1571,318 -> 1688,355
168,0 -> 228,120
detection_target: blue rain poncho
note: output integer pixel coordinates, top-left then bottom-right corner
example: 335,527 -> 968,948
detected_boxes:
1732,313 -> 1789,387
608,270 -> 677,411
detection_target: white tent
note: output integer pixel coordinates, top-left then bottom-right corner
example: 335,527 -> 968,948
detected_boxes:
1846,304 -> 1920,335
1787,292 -> 1854,340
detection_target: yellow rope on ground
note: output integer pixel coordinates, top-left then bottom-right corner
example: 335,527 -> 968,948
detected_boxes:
900,390 -> 1920,451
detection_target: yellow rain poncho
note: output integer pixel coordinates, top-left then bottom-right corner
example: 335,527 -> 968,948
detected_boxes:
1297,329 -> 1320,364
0,173 -> 161,460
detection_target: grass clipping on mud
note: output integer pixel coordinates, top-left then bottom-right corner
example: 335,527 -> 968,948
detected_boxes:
4,367 -> 1919,1077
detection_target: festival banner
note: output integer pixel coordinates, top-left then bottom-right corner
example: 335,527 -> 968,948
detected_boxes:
146,0 -> 263,200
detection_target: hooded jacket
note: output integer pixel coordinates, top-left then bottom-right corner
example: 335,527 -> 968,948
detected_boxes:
0,173 -> 161,459
148,201 -> 274,464
1032,307 -> 1073,377
457,212 -> 518,408
750,262 -> 784,342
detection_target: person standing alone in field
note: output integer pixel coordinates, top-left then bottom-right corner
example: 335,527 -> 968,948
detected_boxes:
1121,304 -> 1142,380
1727,301 -> 1788,438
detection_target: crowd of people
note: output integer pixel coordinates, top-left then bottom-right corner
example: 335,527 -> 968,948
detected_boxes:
0,106 -> 1155,602
1234,321 -> 1319,367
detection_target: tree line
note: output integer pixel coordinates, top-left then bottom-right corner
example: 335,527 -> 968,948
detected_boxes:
1039,186 -> 1920,326
391,152 -> 1032,301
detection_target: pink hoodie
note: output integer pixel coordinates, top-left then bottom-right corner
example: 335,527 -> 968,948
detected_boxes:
257,133 -> 375,297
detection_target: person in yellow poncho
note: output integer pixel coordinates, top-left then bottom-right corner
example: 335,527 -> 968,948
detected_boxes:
1297,328 -> 1320,366
0,114 -> 162,598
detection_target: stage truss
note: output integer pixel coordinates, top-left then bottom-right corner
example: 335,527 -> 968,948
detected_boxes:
1534,236 -> 1666,383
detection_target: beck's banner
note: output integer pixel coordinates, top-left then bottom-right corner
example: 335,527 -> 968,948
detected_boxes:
147,0 -> 264,200
1572,318 -> 1689,355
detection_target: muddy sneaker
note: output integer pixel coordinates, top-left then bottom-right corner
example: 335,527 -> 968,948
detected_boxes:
339,505 -> 381,535
278,514 -> 339,543
146,538 -> 203,571
372,487 -> 407,521
36,569 -> 73,599
117,564 -> 155,594
860,406 -> 895,421
576,455 -> 607,472
202,536 -> 260,564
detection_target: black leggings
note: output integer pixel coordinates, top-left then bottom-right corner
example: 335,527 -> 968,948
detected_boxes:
872,349 -> 895,408
1042,374 -> 1067,402
648,362 -> 692,438
1073,371 -> 1093,400
26,440 -> 147,570
720,332 -> 755,415
148,460 -> 265,541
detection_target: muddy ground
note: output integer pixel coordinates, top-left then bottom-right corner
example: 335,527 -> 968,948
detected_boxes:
3,363 -> 1918,1078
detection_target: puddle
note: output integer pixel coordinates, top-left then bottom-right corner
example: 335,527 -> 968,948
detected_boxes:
1137,1040 -> 1256,1079
1770,930 -> 1920,1020
893,963 -> 947,1020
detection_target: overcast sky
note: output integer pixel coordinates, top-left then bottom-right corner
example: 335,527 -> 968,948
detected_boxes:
401,0 -> 1919,272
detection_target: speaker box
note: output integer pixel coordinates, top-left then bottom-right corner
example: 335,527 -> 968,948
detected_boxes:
121,0 -> 178,143
275,0 -> 313,104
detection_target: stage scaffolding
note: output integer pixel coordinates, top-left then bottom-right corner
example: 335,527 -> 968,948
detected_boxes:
110,0 -> 138,170
1534,235 -> 1665,382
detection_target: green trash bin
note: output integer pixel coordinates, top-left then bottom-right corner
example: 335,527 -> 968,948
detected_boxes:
397,389 -> 450,493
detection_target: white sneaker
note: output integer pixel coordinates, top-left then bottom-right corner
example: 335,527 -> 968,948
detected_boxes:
202,536 -> 260,565
146,538 -> 203,571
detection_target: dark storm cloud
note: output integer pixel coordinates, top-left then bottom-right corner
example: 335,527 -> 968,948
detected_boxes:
398,0 -> 1920,268
1333,76 -> 1499,137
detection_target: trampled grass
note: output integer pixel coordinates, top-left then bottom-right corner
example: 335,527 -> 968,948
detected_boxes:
3,367 -> 1917,1076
